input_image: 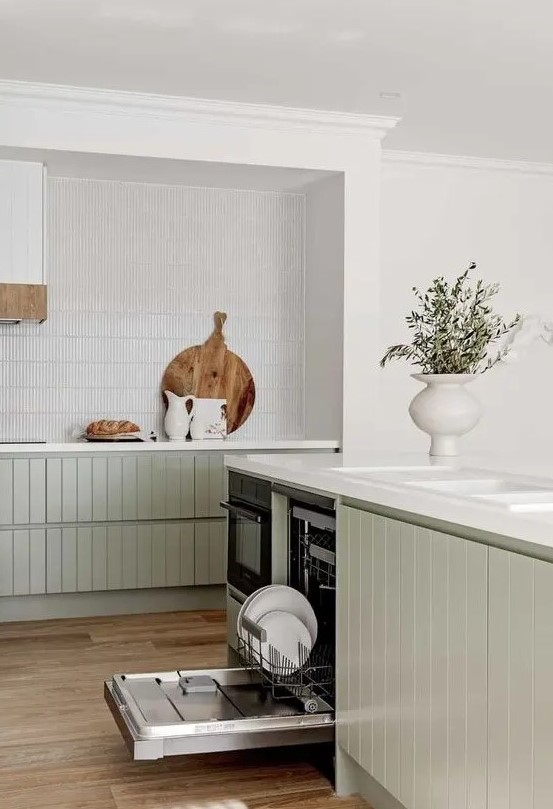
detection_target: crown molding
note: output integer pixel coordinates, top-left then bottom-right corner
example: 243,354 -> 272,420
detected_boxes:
383,148 -> 553,177
0,80 -> 400,139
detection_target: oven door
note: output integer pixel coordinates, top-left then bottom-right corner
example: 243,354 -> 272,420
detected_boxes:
221,499 -> 271,597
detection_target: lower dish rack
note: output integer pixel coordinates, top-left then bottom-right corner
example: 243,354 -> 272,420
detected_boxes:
237,613 -> 334,714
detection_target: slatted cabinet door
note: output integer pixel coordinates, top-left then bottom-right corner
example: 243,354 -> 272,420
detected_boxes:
338,505 -> 488,809
0,529 -> 47,595
488,547 -> 553,809
0,458 -> 46,526
194,520 -> 226,585
44,523 -> 196,593
45,455 -> 195,523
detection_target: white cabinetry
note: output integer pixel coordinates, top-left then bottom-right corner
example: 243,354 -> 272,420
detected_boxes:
0,159 -> 45,284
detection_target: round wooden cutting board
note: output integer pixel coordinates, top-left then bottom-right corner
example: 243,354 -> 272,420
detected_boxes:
161,312 -> 255,434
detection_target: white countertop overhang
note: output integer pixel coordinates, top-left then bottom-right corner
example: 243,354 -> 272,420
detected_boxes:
0,439 -> 340,455
224,451 -> 553,558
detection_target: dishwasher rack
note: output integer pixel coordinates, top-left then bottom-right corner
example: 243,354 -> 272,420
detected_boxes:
237,613 -> 334,714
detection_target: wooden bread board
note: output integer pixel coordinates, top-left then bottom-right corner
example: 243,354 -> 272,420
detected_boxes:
161,312 -> 255,434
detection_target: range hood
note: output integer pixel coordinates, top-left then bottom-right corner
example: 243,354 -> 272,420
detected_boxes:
0,283 -> 47,323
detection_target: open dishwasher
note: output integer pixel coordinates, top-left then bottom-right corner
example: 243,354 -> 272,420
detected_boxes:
104,495 -> 336,761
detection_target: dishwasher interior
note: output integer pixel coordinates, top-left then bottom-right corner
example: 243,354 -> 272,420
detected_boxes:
105,495 -> 337,761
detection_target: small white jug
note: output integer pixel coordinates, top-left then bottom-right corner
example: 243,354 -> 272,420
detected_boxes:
164,391 -> 195,440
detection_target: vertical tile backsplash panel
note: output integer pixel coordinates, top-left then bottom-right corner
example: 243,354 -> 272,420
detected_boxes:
0,178 -> 305,441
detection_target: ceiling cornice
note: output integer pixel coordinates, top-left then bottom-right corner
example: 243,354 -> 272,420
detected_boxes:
383,148 -> 553,177
0,80 -> 400,139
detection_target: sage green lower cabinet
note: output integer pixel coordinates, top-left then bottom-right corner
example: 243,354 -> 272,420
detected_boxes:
0,528 -> 47,596
194,520 -> 226,585
42,522 -> 200,594
338,505 -> 488,809
488,547 -> 553,809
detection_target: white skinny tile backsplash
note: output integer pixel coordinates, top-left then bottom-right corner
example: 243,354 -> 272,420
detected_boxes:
0,177 -> 305,441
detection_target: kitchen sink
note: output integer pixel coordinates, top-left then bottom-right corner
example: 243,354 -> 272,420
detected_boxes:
474,491 -> 553,512
405,478 -> 546,496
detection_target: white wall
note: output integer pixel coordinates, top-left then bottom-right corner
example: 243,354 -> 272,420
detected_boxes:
0,82 -> 394,451
304,174 -> 344,440
379,156 -> 553,455
0,177 -> 305,441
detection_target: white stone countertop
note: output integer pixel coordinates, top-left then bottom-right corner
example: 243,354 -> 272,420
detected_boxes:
0,439 -> 340,455
224,451 -> 553,557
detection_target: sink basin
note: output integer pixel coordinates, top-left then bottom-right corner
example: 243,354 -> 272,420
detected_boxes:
406,478 -> 545,496
475,491 -> 553,512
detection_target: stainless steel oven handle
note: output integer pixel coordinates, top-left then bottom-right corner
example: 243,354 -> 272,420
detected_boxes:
220,501 -> 266,524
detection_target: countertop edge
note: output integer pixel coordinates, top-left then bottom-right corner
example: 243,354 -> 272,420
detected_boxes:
224,453 -> 553,561
0,439 -> 341,455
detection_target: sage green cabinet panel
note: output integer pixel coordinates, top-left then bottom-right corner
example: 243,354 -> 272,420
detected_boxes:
61,527 -> 77,592
194,520 -> 226,585
0,528 -> 47,596
121,526 -> 138,590
61,458 -> 77,522
76,527 -> 93,592
107,525 -> 123,590
488,548 -> 553,809
46,528 -> 62,593
92,526 -> 108,590
43,454 -> 196,526
76,458 -> 93,522
41,522 -> 201,595
13,529 -> 30,595
107,458 -> 123,521
0,460 -> 13,524
0,530 -> 13,594
0,459 -> 46,526
338,505 -> 488,809
29,460 -> 46,524
195,454 -> 225,518
29,529 -> 46,594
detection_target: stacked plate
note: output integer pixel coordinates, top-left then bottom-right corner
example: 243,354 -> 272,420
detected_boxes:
237,585 -> 317,675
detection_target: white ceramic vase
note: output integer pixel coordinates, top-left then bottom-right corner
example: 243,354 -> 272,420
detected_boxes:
408,374 -> 481,457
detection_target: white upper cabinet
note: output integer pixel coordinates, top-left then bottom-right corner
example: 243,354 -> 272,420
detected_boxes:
0,159 -> 45,285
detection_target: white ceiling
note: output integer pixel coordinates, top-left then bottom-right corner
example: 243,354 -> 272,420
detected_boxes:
0,0 -> 551,162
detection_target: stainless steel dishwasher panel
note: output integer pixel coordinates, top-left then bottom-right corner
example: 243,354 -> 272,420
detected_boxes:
105,667 -> 334,760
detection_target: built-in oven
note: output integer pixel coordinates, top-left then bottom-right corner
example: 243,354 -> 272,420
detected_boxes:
222,472 -> 272,598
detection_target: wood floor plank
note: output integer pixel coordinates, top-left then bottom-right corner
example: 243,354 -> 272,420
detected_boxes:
0,610 -> 367,809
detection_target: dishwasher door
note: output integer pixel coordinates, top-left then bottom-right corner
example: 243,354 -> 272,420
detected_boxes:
105,667 -> 335,761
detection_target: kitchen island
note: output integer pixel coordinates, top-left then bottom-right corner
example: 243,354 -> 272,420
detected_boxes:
224,450 -> 553,809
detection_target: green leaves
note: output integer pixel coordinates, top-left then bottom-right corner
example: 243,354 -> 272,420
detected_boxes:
379,264 -> 520,374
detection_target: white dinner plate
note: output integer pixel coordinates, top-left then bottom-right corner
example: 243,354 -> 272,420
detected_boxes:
256,609 -> 313,673
239,584 -> 318,647
236,584 -> 280,640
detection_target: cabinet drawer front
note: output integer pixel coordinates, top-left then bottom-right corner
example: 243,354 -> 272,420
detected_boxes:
0,528 -> 47,596
43,522 -> 196,594
194,455 -> 225,518
0,459 -> 46,526
45,454 -> 195,523
194,520 -> 226,585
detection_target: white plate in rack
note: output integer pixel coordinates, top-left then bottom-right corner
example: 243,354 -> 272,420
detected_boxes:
238,584 -> 318,647
256,609 -> 313,674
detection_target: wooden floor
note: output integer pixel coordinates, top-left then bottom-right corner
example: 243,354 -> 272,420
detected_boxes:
0,609 -> 367,809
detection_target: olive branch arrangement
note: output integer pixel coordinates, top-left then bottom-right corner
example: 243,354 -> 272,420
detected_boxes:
380,263 -> 521,374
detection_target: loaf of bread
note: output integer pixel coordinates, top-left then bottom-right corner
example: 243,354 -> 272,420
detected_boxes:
86,420 -> 140,436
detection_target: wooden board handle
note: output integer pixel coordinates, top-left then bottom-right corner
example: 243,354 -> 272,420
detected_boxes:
214,311 -> 227,334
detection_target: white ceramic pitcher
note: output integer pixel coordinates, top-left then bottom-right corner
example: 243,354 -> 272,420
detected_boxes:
164,391 -> 195,440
